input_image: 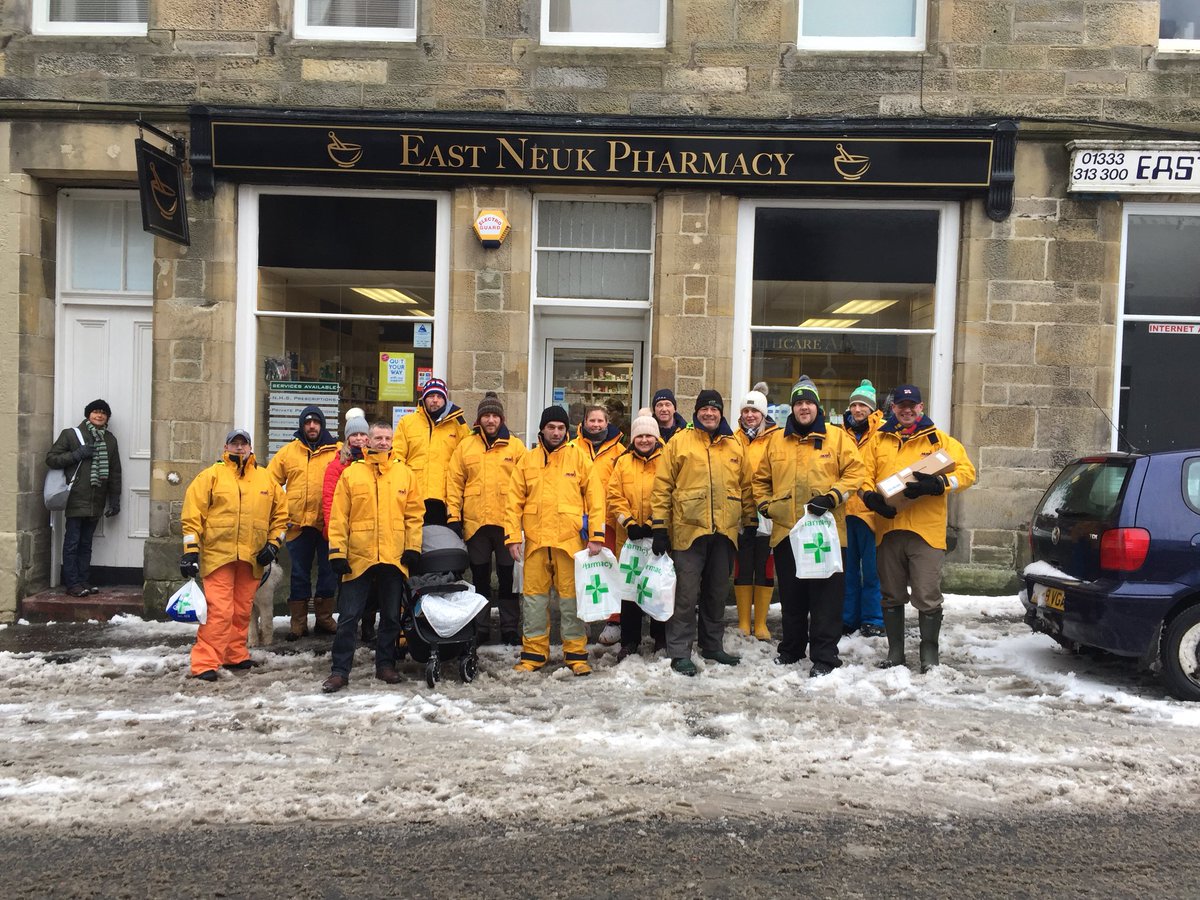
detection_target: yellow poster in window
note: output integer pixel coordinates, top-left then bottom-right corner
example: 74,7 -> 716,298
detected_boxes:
378,352 -> 415,402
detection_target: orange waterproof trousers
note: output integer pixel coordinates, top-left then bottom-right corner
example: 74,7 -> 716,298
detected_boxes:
190,561 -> 256,675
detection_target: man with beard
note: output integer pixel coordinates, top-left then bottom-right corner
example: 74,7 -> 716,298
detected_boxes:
446,392 -> 526,645
393,377 -> 470,525
651,390 -> 755,676
505,406 -> 605,676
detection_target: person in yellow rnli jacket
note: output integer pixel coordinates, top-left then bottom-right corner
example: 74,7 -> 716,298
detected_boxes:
180,428 -> 287,682
752,376 -> 866,676
322,422 -> 424,693
446,391 -> 526,646
650,390 -> 756,676
733,384 -> 781,642
392,377 -> 470,526
569,404 -> 626,645
860,384 -> 976,673
505,405 -> 606,676
840,379 -> 887,638
651,388 -> 689,442
267,404 -> 341,641
607,411 -> 667,661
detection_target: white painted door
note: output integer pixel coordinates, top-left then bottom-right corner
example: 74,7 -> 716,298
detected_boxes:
53,303 -> 153,575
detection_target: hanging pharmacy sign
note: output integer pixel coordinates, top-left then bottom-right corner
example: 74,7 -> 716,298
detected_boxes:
1068,141 -> 1200,194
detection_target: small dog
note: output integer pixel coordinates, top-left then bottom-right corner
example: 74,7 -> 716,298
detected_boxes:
247,563 -> 283,648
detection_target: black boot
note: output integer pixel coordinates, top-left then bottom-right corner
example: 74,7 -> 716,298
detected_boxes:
918,608 -> 943,673
471,564 -> 493,643
877,605 -> 907,669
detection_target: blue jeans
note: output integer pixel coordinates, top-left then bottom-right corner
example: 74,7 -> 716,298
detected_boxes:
330,564 -> 404,678
62,516 -> 99,588
286,527 -> 338,601
843,516 -> 883,629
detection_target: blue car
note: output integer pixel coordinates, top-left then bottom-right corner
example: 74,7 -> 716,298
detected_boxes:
1021,451 -> 1200,701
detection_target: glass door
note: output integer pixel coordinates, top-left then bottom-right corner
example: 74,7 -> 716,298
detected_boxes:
544,340 -> 644,439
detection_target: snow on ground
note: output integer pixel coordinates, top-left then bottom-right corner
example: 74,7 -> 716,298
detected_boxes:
1,594 -> 1198,828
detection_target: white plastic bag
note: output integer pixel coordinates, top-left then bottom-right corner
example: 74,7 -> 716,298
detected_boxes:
166,578 -> 208,624
756,512 -> 772,537
636,553 -> 676,622
788,512 -> 844,580
574,547 -> 621,622
512,550 -> 523,594
615,538 -> 652,602
419,589 -> 489,638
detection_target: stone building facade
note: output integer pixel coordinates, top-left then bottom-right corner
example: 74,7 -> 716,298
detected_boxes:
1,1 -> 1198,618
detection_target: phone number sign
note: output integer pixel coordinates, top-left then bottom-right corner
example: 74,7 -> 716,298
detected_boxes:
1068,141 -> 1200,193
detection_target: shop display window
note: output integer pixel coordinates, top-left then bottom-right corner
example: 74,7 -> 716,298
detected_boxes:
541,0 -> 667,48
550,348 -> 636,437
294,0 -> 417,41
34,0 -> 147,35
797,0 -> 924,51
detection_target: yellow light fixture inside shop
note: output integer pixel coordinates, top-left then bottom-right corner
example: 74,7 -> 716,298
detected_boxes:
351,287 -> 421,305
830,299 -> 898,315
799,317 -> 859,328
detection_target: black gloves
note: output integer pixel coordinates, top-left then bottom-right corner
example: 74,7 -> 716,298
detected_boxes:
862,491 -> 898,519
105,500 -> 120,518
179,552 -> 200,578
626,523 -> 652,541
447,520 -> 464,538
255,544 -> 278,567
806,492 -> 838,517
73,444 -> 95,462
330,557 -> 352,578
651,528 -> 671,556
401,550 -> 422,572
757,504 -> 771,520
903,472 -> 946,499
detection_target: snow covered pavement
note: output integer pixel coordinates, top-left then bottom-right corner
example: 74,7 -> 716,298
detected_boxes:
1,593 -> 1198,828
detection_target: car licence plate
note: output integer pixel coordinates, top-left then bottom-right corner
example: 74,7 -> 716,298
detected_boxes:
1033,583 -> 1065,612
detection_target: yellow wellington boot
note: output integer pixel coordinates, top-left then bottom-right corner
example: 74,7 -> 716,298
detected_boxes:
734,584 -> 753,636
752,586 -> 774,641
313,596 -> 337,635
286,599 -> 310,642
514,633 -> 550,672
562,636 -> 591,676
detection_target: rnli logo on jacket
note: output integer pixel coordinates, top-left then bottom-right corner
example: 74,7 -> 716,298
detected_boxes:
564,471 -> 577,478
503,456 -> 515,463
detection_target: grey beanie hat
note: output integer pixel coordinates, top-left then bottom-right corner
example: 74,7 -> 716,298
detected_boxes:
344,417 -> 369,438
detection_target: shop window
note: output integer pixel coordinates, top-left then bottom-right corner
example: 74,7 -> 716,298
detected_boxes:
797,0 -> 925,52
254,193 -> 438,454
1116,208 -> 1200,452
738,202 -> 955,425
1160,0 -> 1200,48
294,0 -> 416,41
33,0 -> 147,35
541,0 -> 667,48
64,196 -> 153,293
535,199 -> 654,302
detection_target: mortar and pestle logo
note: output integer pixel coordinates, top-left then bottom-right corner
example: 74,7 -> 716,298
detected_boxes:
148,162 -> 178,219
833,143 -> 871,181
327,131 -> 363,168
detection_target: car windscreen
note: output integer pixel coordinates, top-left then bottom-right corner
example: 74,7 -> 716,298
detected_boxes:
1037,460 -> 1133,524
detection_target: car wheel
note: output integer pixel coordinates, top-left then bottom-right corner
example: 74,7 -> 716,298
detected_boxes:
1160,604 -> 1200,702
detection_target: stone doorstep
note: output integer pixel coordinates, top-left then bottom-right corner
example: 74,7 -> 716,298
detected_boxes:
20,587 -> 145,623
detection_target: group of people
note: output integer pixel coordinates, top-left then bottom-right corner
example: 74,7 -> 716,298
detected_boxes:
89,367 -> 974,689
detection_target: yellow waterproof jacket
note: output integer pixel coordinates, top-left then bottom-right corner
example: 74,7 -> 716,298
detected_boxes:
182,452 -> 287,579
266,438 -> 340,540
327,449 -> 425,580
569,423 -> 625,526
505,440 -> 606,554
446,426 -> 527,540
392,404 -> 471,505
735,419 -> 780,478
607,443 -> 663,549
651,420 -> 755,552
752,414 -> 867,548
841,408 -> 885,530
862,417 -> 976,550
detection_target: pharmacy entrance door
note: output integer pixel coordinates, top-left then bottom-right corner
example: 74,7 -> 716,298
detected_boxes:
542,340 -> 645,440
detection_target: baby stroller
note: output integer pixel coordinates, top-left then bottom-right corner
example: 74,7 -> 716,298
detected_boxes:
402,524 -> 487,688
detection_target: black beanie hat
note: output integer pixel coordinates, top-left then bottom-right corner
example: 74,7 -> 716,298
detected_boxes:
652,388 -> 677,409
84,399 -> 111,418
539,405 -> 570,430
695,389 -> 724,414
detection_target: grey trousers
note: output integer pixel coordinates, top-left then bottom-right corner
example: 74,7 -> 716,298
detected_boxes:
665,533 -> 735,658
877,530 -> 945,613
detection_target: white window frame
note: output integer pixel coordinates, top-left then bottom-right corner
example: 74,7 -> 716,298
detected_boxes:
539,0 -> 667,49
1112,201 -> 1200,451
1158,0 -> 1200,53
235,184 -> 450,429
293,0 -> 417,42
32,0 -> 148,36
796,0 -> 926,53
733,198 -> 959,428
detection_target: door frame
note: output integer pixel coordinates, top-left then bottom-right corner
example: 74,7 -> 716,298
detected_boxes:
540,337 -> 646,436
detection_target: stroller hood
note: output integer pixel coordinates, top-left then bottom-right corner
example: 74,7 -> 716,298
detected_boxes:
417,524 -> 470,575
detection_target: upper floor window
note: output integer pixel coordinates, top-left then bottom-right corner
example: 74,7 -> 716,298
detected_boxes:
541,0 -> 667,48
294,0 -> 417,42
797,0 -> 925,52
33,0 -> 148,36
1160,0 -> 1200,50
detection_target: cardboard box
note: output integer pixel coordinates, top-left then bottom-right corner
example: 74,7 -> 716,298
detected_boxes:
877,448 -> 957,512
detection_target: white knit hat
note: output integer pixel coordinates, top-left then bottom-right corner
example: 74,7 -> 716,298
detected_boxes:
740,390 -> 769,416
630,414 -> 659,440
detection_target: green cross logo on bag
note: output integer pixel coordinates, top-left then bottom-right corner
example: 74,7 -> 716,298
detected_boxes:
635,575 -> 653,607
619,555 -> 644,585
803,530 -> 832,563
584,574 -> 609,605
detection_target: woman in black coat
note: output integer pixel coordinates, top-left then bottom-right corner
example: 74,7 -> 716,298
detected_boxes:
45,399 -> 122,596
